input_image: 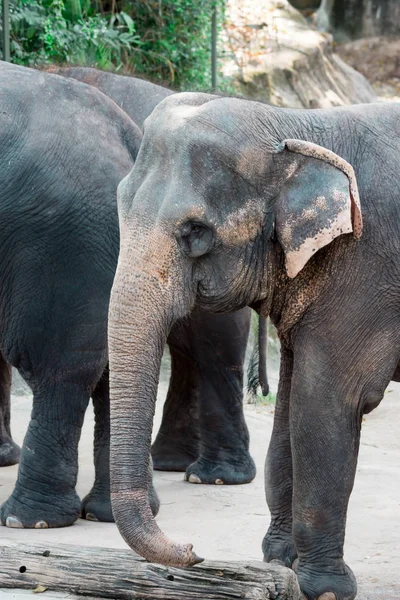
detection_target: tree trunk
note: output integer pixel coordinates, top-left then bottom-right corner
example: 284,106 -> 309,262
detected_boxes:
0,539 -> 301,600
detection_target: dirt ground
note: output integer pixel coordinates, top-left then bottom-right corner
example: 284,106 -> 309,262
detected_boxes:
1,367 -> 399,600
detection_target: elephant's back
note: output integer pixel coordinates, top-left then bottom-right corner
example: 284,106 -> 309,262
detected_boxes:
53,66 -> 174,128
0,61 -> 142,182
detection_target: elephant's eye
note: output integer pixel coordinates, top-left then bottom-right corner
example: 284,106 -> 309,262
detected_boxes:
177,221 -> 214,258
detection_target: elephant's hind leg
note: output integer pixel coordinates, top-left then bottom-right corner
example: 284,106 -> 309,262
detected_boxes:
184,309 -> 256,485
153,309 -> 256,485
152,344 -> 200,472
80,367 -> 113,522
82,366 -> 160,522
0,353 -> 20,467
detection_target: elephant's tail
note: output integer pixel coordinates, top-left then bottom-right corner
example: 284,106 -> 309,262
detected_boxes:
246,315 -> 269,403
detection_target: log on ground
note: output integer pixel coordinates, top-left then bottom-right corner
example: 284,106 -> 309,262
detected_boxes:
0,538 -> 300,600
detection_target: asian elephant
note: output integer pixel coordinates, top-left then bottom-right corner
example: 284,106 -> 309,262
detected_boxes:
41,65 -> 262,481
108,92 -> 400,600
0,63 -> 256,530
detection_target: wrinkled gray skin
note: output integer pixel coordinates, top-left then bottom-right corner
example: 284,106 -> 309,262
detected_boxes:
108,92 -> 400,600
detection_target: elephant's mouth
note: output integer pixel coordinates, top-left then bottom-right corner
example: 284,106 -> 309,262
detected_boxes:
193,253 -> 263,314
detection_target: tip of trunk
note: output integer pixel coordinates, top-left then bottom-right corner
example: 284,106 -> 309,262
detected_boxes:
142,540 -> 204,568
111,493 -> 204,567
161,543 -> 204,568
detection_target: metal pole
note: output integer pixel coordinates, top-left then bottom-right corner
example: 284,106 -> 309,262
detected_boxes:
2,0 -> 10,62
211,4 -> 217,91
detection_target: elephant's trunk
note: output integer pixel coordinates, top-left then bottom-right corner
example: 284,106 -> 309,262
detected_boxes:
108,227 -> 202,567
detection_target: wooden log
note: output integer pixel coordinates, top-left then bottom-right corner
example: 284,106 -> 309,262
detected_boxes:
0,539 -> 301,600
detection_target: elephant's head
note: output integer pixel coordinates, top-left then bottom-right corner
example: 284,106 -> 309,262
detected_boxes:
108,93 -> 362,567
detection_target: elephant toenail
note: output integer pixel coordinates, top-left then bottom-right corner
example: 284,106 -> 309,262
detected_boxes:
188,474 -> 202,484
86,513 -> 99,522
34,521 -> 48,529
318,594 -> 337,600
215,479 -> 224,485
6,516 -> 23,528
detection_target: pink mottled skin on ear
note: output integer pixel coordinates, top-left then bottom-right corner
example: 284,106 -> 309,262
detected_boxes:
283,139 -> 362,238
280,139 -> 362,278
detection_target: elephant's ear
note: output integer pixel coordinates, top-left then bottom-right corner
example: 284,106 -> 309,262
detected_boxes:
274,139 -> 362,279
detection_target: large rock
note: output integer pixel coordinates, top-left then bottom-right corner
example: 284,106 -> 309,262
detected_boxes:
222,0 -> 376,108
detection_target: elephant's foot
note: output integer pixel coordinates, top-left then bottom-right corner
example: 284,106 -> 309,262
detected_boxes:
296,559 -> 357,600
151,437 -> 199,472
184,452 -> 256,485
81,482 -> 160,522
1,489 -> 81,528
262,527 -> 297,568
80,489 -> 113,522
0,437 -> 21,467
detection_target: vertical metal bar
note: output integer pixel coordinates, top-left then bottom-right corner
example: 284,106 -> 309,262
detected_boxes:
2,0 -> 10,62
211,4 -> 217,91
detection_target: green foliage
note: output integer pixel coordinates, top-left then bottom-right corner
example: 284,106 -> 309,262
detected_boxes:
3,0 -> 224,88
8,0 -> 140,68
120,0 -> 224,89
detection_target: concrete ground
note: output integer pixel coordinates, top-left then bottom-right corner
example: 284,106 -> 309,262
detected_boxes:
1,370 -> 399,600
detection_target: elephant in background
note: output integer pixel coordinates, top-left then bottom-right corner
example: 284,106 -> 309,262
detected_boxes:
108,92 -> 400,600
0,62 -> 257,530
0,60 -> 143,525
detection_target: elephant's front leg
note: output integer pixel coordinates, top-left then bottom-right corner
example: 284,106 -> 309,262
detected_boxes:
0,354 -> 20,467
288,329 -> 386,600
262,346 -> 297,567
184,309 -> 256,485
1,379 -> 89,528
